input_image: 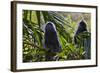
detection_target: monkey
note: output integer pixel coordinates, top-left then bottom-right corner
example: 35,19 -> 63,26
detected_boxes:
44,21 -> 62,61
74,20 -> 88,44
74,20 -> 91,59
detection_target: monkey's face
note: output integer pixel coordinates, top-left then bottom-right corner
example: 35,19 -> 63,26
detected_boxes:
79,20 -> 87,29
45,22 -> 56,33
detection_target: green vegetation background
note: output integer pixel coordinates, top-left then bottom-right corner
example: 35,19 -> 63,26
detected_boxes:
23,10 -> 91,62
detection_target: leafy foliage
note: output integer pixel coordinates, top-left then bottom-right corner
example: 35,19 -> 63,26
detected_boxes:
23,10 -> 91,62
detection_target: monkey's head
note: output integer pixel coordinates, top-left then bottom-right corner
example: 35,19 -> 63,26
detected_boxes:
78,20 -> 87,30
45,22 -> 56,33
